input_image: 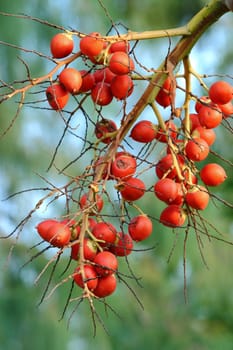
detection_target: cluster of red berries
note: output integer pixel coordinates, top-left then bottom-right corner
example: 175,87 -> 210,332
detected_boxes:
36,201 -> 153,298
46,32 -> 135,110
93,149 -> 147,201
38,30 -> 232,300
130,78 -> 232,227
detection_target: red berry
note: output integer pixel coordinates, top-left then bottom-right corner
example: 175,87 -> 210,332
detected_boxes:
169,182 -> 184,205
45,221 -> 71,247
79,192 -> 104,215
36,219 -> 58,241
182,169 -> 198,187
155,120 -> 178,143
200,163 -> 227,186
218,101 -> 233,118
185,185 -> 209,210
71,237 -> 97,261
188,113 -> 202,132
130,120 -> 156,143
156,154 -> 184,180
92,222 -> 117,245
154,178 -> 179,204
60,219 -> 81,240
110,74 -> 134,100
93,274 -> 117,298
195,96 -> 211,113
185,137 -> 209,162
109,41 -> 130,53
156,77 -> 174,108
119,177 -> 146,201
198,104 -> 222,129
50,33 -> 74,58
46,83 -> 69,110
88,218 -> 97,231
191,126 -> 216,146
109,52 -> 134,75
128,215 -> 153,241
208,80 -> 233,105
91,82 -> 113,106
80,32 -> 104,58
59,67 -> 82,95
93,67 -> 116,85
94,251 -> 118,276
110,232 -> 133,256
160,205 -> 186,227
73,264 -> 98,291
79,70 -> 95,92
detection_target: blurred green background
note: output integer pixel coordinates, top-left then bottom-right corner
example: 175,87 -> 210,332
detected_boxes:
0,0 -> 232,349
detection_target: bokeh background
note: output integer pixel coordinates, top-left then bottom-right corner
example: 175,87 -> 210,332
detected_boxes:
0,1 -> 232,349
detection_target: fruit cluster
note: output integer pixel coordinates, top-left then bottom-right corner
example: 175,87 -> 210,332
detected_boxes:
36,211 -> 153,298
130,78 -> 232,227
46,32 -> 134,111
37,30 -> 232,302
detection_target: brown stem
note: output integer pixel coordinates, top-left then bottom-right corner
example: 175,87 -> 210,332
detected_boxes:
2,51 -> 82,103
107,0 -> 230,150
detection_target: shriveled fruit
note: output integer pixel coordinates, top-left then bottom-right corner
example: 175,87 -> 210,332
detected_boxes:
111,153 -> 137,179
200,163 -> 227,186
128,215 -> 153,241
95,119 -> 117,144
